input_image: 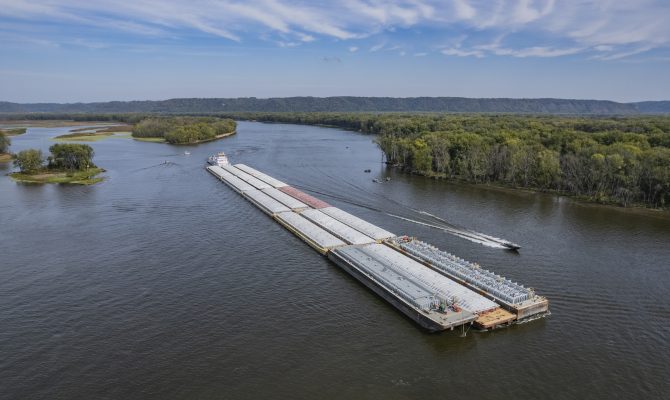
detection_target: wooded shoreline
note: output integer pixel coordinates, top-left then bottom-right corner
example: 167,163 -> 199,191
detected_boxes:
219,112 -> 670,209
2,112 -> 668,209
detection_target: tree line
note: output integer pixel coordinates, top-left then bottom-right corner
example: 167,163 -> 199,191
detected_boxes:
2,111 -> 668,207
220,113 -> 670,208
3,96 -> 669,113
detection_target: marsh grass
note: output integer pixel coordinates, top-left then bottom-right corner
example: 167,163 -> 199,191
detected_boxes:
10,167 -> 105,185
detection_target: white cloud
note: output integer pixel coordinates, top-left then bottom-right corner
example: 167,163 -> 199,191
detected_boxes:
370,43 -> 385,52
592,46 -> 654,61
277,41 -> 300,47
441,47 -> 484,57
452,0 -> 476,19
349,46 -> 359,52
0,0 -> 668,60
298,33 -> 316,42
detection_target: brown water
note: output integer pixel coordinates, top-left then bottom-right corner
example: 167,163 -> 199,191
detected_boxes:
1,122 -> 668,399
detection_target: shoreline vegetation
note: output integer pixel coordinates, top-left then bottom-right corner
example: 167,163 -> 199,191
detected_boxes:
11,167 -> 104,185
131,116 -> 236,144
45,117 -> 237,144
0,130 -> 11,162
1,112 -> 668,209
54,125 -> 133,142
0,127 -> 27,136
9,143 -> 104,185
217,112 -> 670,210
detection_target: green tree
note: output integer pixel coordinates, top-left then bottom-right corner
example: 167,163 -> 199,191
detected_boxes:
132,118 -> 172,138
164,123 -> 216,144
0,132 -> 10,153
13,149 -> 44,173
410,138 -> 432,173
535,149 -> 561,189
48,143 -> 96,170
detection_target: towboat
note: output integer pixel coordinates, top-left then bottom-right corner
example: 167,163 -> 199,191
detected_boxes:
207,152 -> 229,167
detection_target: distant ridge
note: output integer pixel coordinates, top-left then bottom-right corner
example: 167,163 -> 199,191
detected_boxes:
0,96 -> 668,114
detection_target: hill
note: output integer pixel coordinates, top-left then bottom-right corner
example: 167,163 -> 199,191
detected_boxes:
1,96 -> 668,114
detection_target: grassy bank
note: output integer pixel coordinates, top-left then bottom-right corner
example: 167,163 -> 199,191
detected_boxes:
69,125 -> 132,134
0,128 -> 27,135
133,136 -> 166,143
131,131 -> 236,144
169,130 -> 236,145
54,125 -> 134,142
0,153 -> 12,163
0,120 -> 127,128
10,167 -> 104,185
54,124 -> 133,142
54,132 -> 117,142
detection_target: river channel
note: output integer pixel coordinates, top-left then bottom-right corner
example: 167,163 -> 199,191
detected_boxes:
1,121 -> 668,399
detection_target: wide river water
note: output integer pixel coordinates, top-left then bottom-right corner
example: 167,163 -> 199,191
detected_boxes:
1,121 -> 668,399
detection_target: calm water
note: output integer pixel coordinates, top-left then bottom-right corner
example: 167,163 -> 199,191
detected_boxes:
1,122 -> 669,399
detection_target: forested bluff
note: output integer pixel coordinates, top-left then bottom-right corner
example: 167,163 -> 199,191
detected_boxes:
2,112 -> 668,208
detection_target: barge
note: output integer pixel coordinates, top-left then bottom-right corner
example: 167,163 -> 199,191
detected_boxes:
386,237 -> 549,321
206,160 -> 549,332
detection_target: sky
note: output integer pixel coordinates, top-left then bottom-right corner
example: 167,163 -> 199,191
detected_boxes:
1,0 -> 669,103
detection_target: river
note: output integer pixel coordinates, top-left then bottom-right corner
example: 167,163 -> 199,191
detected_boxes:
1,121 -> 668,399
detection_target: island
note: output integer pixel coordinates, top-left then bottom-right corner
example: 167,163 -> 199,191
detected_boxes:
0,127 -> 27,136
131,117 -> 236,144
10,143 -> 104,185
53,124 -> 133,142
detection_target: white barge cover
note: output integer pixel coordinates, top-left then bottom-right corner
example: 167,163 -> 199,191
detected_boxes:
320,207 -> 395,241
301,209 -> 376,245
207,165 -> 227,177
243,189 -> 291,215
220,165 -> 271,190
262,187 -> 309,210
275,211 -> 345,251
208,166 -> 254,192
234,164 -> 288,188
342,244 -> 498,314
332,245 -> 444,311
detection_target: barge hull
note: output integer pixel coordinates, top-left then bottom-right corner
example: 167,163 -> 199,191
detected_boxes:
516,299 -> 550,320
328,250 -> 473,332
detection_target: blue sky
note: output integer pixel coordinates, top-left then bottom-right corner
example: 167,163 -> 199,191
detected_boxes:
1,0 -> 669,102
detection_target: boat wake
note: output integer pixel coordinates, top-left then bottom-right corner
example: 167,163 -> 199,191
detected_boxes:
385,213 -> 511,249
294,178 -> 521,250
